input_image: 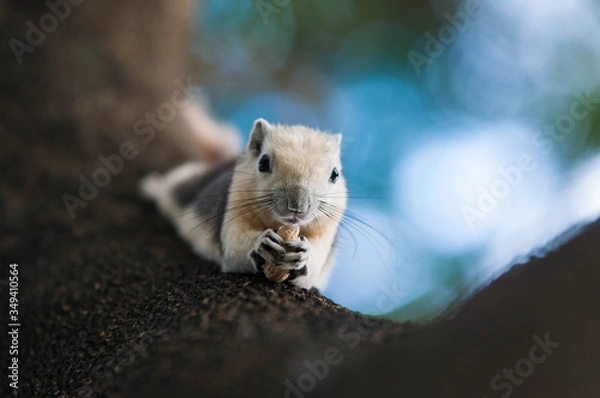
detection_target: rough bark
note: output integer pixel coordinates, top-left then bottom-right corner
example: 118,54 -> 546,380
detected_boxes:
1,1 -> 599,397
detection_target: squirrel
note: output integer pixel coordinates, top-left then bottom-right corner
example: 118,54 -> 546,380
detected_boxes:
139,118 -> 347,290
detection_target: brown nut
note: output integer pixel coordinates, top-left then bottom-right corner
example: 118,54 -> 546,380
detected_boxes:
263,225 -> 300,283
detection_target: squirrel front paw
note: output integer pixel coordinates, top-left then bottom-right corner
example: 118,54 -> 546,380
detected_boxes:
249,229 -> 310,277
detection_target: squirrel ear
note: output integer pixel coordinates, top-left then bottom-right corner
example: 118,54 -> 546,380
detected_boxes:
332,134 -> 342,147
248,118 -> 271,156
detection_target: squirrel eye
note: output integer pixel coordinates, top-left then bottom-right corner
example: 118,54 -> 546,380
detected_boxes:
258,154 -> 271,173
329,167 -> 339,183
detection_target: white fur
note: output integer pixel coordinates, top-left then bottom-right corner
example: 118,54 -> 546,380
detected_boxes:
139,162 -> 222,263
221,119 -> 347,289
140,119 -> 347,290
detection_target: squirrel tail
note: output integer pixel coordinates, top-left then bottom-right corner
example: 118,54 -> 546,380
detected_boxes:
178,101 -> 242,165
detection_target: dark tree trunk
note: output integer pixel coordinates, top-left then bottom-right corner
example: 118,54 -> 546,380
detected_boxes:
1,2 -> 599,397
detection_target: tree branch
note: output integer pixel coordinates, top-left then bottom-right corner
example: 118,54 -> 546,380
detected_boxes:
1,2 -> 598,397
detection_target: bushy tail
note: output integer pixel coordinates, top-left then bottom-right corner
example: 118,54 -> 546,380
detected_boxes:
179,102 -> 242,165
138,100 -> 239,209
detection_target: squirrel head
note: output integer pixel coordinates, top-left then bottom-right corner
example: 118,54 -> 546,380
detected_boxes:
237,118 -> 347,226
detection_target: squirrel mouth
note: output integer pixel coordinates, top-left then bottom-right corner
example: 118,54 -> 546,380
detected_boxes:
283,216 -> 301,225
279,212 -> 310,225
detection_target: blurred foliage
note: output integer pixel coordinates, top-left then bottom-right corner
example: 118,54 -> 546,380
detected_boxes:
192,0 -> 436,106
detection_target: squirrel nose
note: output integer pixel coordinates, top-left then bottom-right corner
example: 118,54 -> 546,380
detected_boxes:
287,186 -> 310,214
